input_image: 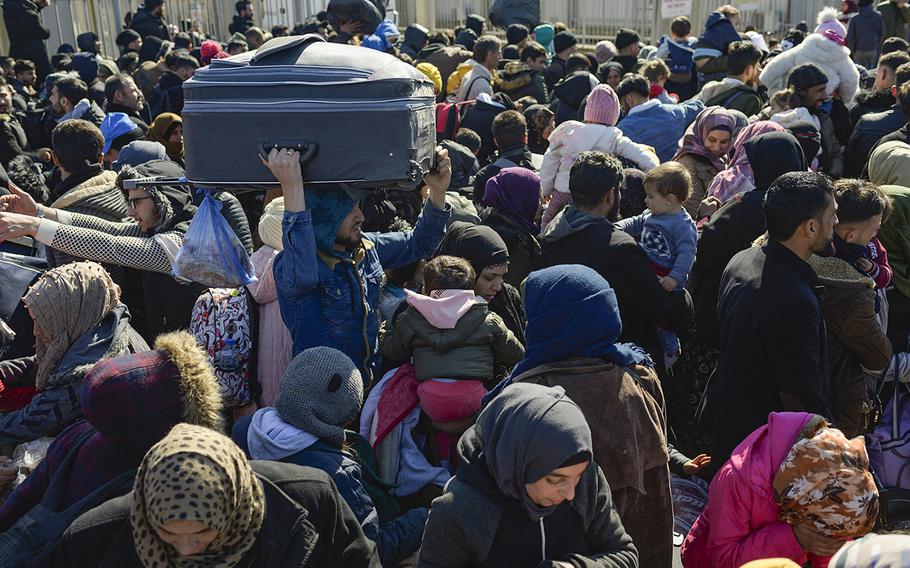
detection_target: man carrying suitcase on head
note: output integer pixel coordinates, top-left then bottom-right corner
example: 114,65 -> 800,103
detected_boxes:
263,146 -> 452,387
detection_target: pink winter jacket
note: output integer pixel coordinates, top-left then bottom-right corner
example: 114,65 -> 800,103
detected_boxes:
681,412 -> 834,568
247,246 -> 293,407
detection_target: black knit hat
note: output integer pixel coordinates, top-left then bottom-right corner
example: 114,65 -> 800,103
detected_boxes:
787,63 -> 828,91
116,29 -> 141,48
553,31 -> 577,54
507,23 -> 529,45
614,28 -> 641,51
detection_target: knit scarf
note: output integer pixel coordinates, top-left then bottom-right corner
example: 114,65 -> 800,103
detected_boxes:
23,262 -> 120,390
131,424 -> 266,568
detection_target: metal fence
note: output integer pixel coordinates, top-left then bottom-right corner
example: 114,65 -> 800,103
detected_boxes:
0,0 -> 835,56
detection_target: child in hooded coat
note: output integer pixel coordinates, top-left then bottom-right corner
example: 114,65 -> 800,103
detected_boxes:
382,255 -> 524,431
539,84 -> 659,233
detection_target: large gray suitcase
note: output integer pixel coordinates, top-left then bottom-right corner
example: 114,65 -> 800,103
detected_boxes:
181,35 -> 436,191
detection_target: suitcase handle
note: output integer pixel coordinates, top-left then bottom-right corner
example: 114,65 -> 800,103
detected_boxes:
250,34 -> 326,64
258,141 -> 318,165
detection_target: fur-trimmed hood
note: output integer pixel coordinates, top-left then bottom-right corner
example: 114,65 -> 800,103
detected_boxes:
81,330 -> 224,449
809,254 -> 875,290
50,169 -> 119,211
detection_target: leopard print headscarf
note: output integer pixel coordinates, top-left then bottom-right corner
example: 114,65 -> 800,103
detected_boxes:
130,424 -> 265,568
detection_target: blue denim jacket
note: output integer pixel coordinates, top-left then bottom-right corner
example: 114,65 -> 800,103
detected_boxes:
275,200 -> 450,385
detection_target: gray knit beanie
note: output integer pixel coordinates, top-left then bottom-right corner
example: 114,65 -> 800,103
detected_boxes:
274,347 -> 364,446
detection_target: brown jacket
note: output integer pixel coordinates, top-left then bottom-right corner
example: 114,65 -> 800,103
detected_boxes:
810,255 -> 892,437
677,153 -> 722,219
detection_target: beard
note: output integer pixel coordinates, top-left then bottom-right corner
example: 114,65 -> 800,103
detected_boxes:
812,235 -> 836,257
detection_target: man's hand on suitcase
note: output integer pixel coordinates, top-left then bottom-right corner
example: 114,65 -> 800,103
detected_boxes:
424,146 -> 451,210
261,147 -> 306,212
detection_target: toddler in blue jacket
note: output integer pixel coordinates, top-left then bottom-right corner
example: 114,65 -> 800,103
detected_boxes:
617,161 -> 697,366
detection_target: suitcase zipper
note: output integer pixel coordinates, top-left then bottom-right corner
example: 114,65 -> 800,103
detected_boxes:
184,97 -> 435,112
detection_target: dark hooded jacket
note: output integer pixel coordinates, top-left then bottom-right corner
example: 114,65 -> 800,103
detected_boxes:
697,11 -> 741,53
129,5 -> 170,41
2,0 -> 51,80
471,144 -> 534,204
538,206 -> 692,374
52,460 -> 381,568
688,132 -> 808,347
400,24 -> 429,60
71,53 -> 105,107
459,94 -> 517,165
420,383 -> 638,568
550,71 -> 596,125
496,61 -> 548,104
0,331 -> 223,532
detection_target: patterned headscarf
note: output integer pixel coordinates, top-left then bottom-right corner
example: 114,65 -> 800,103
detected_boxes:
24,262 -> 120,390
674,106 -> 736,172
131,423 -> 266,568
709,121 -> 786,203
773,426 -> 879,539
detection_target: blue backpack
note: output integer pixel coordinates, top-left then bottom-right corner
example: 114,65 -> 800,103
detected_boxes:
665,38 -> 694,77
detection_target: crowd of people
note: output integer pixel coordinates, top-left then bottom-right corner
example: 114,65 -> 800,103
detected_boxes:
3,0 -> 910,566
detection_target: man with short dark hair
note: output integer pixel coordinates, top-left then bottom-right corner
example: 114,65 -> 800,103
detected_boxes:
497,42 -> 548,104
851,50 -> 910,124
471,110 -> 535,202
50,77 -> 105,127
616,74 -> 703,161
0,80 -> 30,169
130,0 -> 170,42
229,0 -> 255,35
701,171 -> 837,471
10,59 -> 38,109
543,31 -> 577,91
697,41 -> 763,116
45,119 -> 128,279
845,61 -> 910,176
455,35 -> 501,103
148,54 -> 198,118
104,73 -> 150,125
537,151 -> 692,375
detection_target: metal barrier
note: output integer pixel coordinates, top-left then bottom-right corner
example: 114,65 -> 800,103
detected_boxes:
3,0 -> 835,58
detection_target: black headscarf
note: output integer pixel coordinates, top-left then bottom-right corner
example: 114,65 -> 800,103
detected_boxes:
744,131 -> 807,191
436,221 -> 510,276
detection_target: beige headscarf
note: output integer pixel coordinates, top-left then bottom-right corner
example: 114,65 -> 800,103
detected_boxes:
257,197 -> 285,251
131,423 -> 265,568
23,262 -> 120,390
868,140 -> 910,187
